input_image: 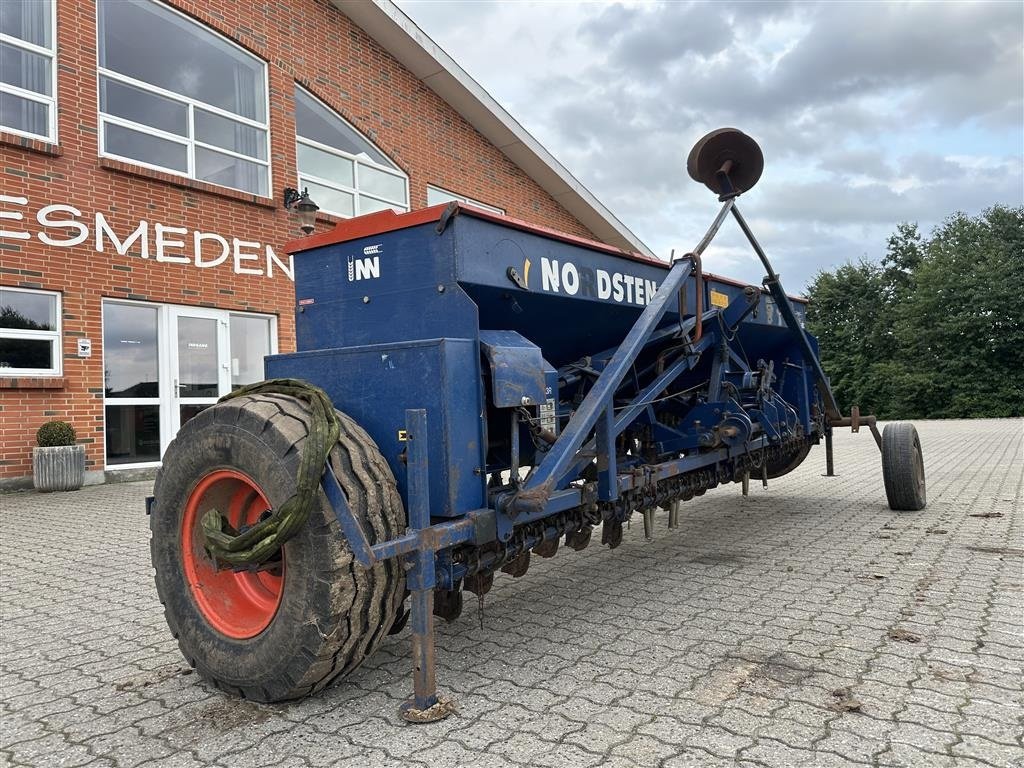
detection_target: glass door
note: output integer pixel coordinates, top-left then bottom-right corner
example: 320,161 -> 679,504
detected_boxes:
170,307 -> 230,432
103,302 -> 162,465
103,301 -> 277,469
229,313 -> 273,391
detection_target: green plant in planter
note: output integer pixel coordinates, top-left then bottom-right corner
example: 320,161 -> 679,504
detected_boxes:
36,420 -> 77,447
33,420 -> 84,491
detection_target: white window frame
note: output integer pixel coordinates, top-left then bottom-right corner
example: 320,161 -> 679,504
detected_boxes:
0,0 -> 58,143
0,286 -> 62,376
228,311 -> 276,391
101,298 -> 162,469
427,185 -> 504,215
295,85 -> 409,219
101,298 -> 278,470
94,0 -> 271,197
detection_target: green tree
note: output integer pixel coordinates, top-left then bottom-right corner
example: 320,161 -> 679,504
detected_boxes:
896,206 -> 1024,417
806,205 -> 1024,419
805,261 -> 889,413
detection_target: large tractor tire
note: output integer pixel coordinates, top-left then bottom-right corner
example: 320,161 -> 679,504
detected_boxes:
881,422 -> 927,511
764,442 -> 812,480
150,393 -> 405,702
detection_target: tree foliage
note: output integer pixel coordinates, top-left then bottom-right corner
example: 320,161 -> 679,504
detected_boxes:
805,205 -> 1024,419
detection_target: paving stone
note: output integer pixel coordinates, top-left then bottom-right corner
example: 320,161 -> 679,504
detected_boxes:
1,419 -> 1020,767
608,733 -> 682,766
877,742 -> 959,768
415,741 -> 521,768
562,721 -> 633,752
951,733 -> 1024,766
737,738 -> 816,766
684,725 -> 755,759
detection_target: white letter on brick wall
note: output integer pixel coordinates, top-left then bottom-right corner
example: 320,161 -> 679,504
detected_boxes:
96,213 -> 149,258
265,245 -> 293,281
0,194 -> 30,240
233,238 -> 264,276
194,231 -> 229,268
155,224 -> 189,263
37,204 -> 88,247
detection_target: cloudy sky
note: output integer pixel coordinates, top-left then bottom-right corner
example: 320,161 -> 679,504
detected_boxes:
397,0 -> 1023,290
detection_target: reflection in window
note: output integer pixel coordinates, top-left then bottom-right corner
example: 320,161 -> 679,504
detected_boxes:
103,303 -> 159,397
176,316 -> 218,397
0,287 -> 60,375
426,185 -> 504,215
105,404 -> 161,464
96,0 -> 269,195
103,122 -> 188,173
230,315 -> 271,389
0,0 -> 56,140
0,338 -> 52,370
295,86 -> 408,218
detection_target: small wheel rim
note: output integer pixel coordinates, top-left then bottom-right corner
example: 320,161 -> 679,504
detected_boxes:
181,469 -> 284,639
913,439 -> 926,498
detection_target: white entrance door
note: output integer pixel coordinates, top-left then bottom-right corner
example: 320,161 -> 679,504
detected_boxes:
103,301 -> 276,468
168,307 -> 230,434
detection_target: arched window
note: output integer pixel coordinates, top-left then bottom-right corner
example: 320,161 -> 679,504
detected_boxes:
97,0 -> 270,196
294,86 -> 409,218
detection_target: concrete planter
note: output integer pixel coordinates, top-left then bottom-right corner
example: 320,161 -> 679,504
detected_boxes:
32,445 -> 86,492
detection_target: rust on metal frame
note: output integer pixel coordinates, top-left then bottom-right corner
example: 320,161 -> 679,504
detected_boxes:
831,406 -> 882,450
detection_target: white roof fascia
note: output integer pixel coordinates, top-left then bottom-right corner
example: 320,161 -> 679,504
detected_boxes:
334,0 -> 656,258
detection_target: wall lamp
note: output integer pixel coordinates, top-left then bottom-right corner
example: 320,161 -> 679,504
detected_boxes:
283,187 -> 320,235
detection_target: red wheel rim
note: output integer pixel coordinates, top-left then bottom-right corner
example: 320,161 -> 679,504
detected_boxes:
181,469 -> 284,639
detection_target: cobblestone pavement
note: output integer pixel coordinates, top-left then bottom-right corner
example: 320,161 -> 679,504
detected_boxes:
2,419 -> 1022,768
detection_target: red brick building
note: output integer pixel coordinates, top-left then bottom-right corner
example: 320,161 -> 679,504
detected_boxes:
0,0 -> 648,487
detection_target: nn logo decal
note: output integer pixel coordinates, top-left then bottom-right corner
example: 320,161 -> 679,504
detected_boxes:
347,254 -> 380,282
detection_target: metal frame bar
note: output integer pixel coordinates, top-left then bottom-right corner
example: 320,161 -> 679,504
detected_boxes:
553,332 -> 716,495
730,205 -> 840,419
505,199 -> 739,516
402,409 -> 438,717
511,256 -> 694,502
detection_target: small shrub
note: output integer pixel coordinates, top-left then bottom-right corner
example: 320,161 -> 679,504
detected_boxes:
36,420 -> 76,447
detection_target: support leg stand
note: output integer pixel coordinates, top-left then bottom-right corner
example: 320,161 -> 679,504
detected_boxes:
398,409 -> 456,724
824,430 -> 836,477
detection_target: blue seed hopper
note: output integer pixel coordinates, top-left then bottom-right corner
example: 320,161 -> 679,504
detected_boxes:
150,129 -> 926,722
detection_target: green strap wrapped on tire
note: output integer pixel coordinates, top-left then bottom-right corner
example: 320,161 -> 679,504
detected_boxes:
200,378 -> 339,566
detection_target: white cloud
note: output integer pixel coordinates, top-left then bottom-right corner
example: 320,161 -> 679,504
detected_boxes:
397,0 -> 1024,289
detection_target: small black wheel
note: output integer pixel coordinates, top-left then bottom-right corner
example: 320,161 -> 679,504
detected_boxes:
151,394 -> 406,702
881,422 -> 927,511
764,442 -> 812,480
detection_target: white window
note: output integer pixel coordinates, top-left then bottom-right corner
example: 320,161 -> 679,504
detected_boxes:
96,0 -> 270,196
0,0 -> 57,142
427,185 -> 504,215
0,287 -> 61,376
295,86 -> 409,218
